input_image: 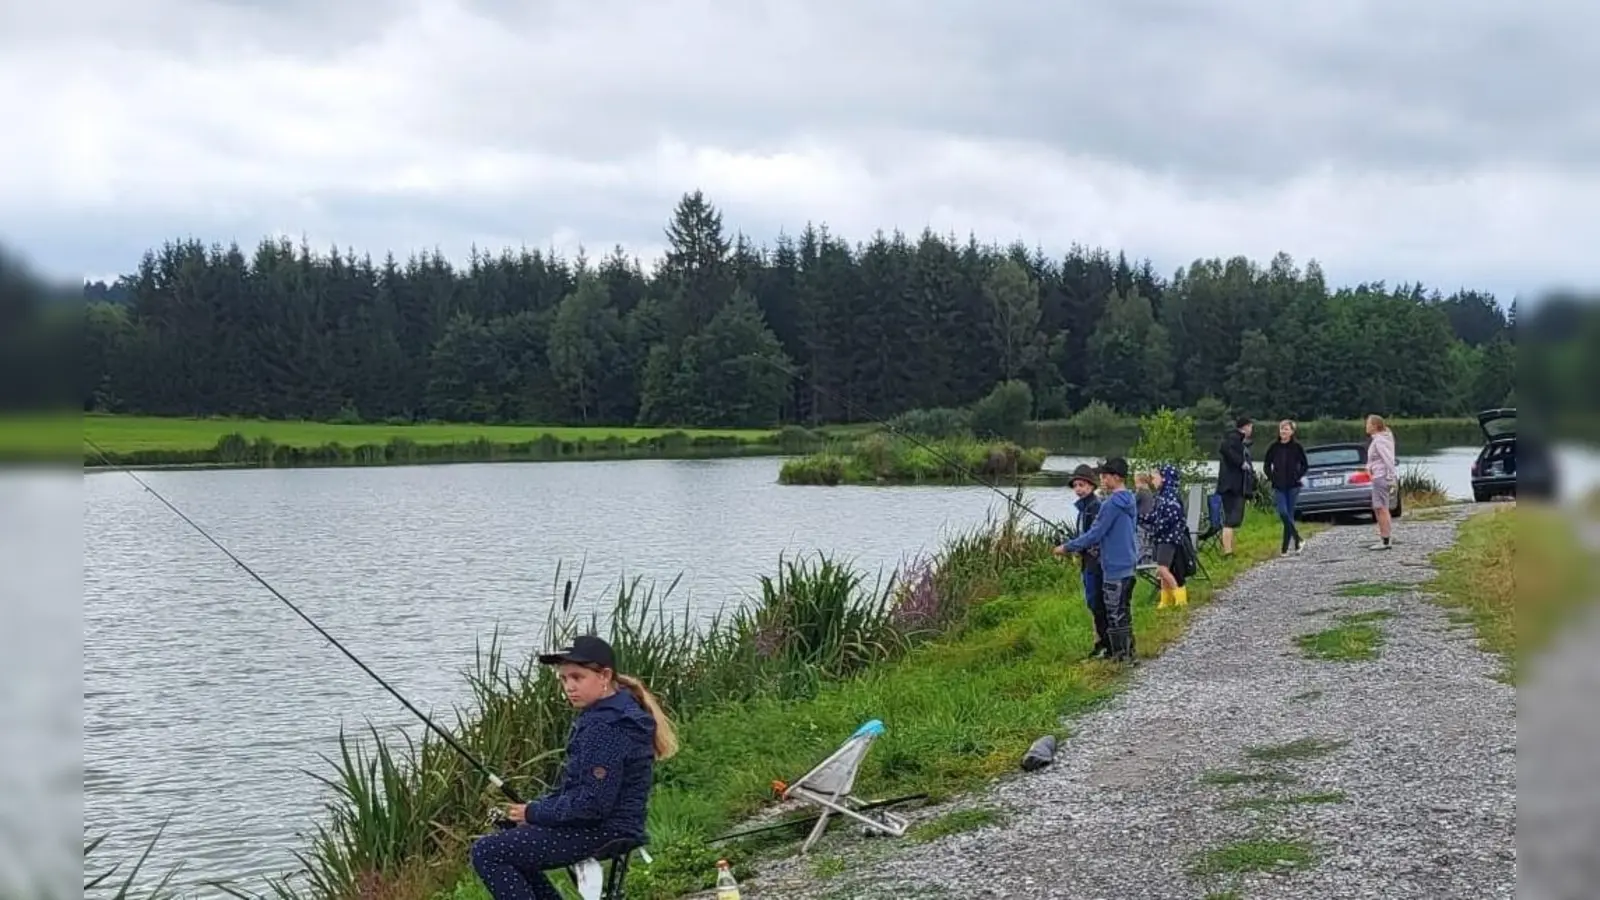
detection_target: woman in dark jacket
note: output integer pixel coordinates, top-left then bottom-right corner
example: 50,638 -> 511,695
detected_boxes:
1263,419 -> 1310,555
471,635 -> 677,900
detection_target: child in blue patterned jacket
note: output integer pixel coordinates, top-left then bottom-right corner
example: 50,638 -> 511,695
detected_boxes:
1140,464 -> 1190,609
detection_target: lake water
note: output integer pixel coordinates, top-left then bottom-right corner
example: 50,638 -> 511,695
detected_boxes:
45,446 -> 1600,896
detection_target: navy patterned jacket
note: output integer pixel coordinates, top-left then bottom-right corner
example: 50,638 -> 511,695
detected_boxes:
525,689 -> 657,839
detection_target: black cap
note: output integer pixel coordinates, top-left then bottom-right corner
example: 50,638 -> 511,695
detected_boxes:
1067,463 -> 1098,487
1096,457 -> 1129,479
537,634 -> 616,669
1235,415 -> 1253,429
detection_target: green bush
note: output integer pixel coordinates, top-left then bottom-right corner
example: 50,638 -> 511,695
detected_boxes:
886,407 -> 973,439
968,381 -> 1033,442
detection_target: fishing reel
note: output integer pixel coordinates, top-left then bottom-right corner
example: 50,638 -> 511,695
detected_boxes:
482,802 -> 518,831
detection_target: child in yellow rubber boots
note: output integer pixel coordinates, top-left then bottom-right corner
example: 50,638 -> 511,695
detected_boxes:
1140,465 -> 1190,609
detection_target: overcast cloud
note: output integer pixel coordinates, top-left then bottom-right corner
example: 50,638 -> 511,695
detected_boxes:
3,0 -> 1596,300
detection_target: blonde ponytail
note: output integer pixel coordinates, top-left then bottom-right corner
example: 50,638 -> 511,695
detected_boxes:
616,674 -> 679,760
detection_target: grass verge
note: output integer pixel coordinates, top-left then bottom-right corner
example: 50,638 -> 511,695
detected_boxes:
1427,504 -> 1596,683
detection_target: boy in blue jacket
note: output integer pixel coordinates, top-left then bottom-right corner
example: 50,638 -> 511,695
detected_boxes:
1055,457 -> 1140,663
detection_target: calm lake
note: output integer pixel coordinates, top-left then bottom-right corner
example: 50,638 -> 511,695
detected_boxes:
56,446 -> 1600,896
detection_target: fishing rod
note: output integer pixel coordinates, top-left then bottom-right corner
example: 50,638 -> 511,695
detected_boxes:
755,357 -> 1075,537
84,437 -> 526,810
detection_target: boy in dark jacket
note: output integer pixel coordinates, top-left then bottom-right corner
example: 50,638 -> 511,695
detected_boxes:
1215,417 -> 1255,556
1059,464 -> 1110,658
1057,458 -> 1141,663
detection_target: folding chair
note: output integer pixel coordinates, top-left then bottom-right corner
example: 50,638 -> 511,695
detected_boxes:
1183,485 -> 1214,582
1190,485 -> 1224,559
564,838 -> 649,900
1134,525 -> 1163,601
782,720 -> 909,854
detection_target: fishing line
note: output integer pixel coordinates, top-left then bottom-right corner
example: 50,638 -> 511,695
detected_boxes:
756,357 -> 1075,537
83,437 -> 525,806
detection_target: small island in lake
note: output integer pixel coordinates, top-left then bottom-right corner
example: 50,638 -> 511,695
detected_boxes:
778,433 -> 1061,486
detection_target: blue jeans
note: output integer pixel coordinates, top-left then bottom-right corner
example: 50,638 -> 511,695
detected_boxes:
1082,568 -> 1109,649
1274,488 -> 1302,552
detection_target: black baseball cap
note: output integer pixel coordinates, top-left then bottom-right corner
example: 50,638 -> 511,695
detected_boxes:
1096,457 -> 1129,479
537,634 -> 616,669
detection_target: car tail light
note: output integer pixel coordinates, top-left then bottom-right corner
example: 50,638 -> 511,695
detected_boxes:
1348,471 -> 1372,485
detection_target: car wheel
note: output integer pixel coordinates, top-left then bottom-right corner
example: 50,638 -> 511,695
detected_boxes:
1473,488 -> 1490,503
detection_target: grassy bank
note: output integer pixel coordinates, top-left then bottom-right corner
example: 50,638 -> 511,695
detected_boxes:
67,414 -> 835,470
1429,504 -> 1596,683
778,434 -> 1051,486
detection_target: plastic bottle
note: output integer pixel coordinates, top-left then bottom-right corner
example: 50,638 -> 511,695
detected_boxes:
714,859 -> 741,900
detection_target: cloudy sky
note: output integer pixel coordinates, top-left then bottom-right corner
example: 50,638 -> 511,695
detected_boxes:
3,0 -> 1595,301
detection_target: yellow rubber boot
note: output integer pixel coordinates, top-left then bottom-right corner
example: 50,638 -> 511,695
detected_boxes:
1173,586 -> 1189,607
1158,588 -> 1173,609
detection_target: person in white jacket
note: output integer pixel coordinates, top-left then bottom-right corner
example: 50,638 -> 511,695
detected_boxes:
1365,414 -> 1397,550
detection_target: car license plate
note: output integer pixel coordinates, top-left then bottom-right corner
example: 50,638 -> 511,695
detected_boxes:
1311,476 -> 1342,488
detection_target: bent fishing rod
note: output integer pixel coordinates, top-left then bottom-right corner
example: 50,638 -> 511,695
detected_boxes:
755,357 -> 1074,538
84,437 -> 526,807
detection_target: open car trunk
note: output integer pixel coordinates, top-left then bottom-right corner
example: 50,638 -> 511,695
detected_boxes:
1477,407 -> 1516,442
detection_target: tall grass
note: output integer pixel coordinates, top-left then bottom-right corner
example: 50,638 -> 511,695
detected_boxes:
1398,465 -> 1449,507
778,433 -> 1049,485
284,502 -> 1055,898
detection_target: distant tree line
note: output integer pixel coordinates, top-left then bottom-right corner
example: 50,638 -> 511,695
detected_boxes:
81,191 -> 1516,430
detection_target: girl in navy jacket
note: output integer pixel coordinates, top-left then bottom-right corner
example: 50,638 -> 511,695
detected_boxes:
471,635 -> 678,900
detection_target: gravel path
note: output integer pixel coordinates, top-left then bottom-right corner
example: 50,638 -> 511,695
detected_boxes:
733,505 -> 1516,899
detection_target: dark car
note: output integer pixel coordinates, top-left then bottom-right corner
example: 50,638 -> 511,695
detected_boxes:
1470,408 -> 1516,502
1293,442 -> 1402,520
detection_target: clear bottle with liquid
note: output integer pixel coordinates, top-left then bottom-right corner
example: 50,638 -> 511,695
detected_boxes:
714,859 -> 741,900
